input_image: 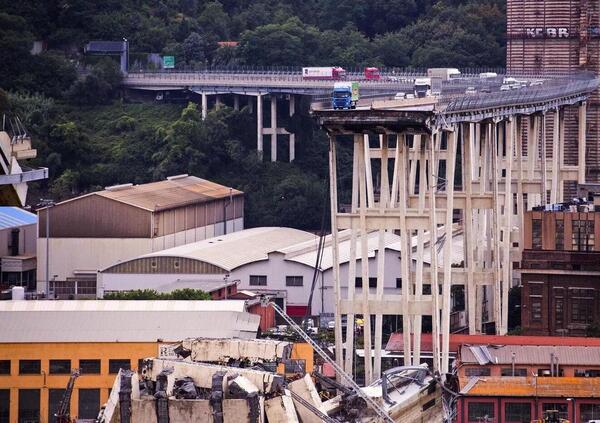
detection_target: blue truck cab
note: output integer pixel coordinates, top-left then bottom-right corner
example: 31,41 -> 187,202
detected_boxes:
331,82 -> 359,110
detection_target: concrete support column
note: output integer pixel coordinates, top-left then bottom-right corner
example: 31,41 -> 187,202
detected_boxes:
271,96 -> 277,162
215,95 -> 222,110
540,113 -> 547,205
579,101 -> 587,184
289,95 -> 296,162
233,95 -> 240,111
257,94 -> 263,160
248,96 -> 253,113
551,109 -> 560,205
201,93 -> 208,120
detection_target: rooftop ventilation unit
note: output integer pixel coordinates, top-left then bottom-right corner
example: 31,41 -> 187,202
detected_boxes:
166,174 -> 189,181
105,183 -> 133,191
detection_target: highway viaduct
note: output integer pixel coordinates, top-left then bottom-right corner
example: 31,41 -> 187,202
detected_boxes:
122,70 -> 415,162
312,74 -> 599,384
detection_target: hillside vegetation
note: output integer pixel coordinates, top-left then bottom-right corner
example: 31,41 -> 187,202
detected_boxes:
0,0 -> 506,230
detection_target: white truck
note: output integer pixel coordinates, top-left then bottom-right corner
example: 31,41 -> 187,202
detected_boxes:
427,68 -> 461,81
302,67 -> 346,80
414,77 -> 432,98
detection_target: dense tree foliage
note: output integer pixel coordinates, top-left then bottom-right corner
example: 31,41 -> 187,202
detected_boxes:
0,0 -> 507,230
103,288 -> 211,300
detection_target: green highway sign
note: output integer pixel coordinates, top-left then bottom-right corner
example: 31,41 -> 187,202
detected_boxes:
163,56 -> 175,69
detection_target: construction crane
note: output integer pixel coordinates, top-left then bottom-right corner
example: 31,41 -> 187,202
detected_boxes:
261,296 -> 395,423
55,368 -> 80,423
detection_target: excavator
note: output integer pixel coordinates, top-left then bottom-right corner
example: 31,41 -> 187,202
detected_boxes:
532,410 -> 570,423
55,369 -> 80,423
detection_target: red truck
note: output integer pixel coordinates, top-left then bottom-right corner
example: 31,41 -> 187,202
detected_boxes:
364,67 -> 381,80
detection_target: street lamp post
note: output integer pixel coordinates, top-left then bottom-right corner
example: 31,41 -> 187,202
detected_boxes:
39,199 -> 55,299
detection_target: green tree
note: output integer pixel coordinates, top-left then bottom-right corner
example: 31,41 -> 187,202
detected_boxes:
103,288 -> 211,300
198,1 -> 231,40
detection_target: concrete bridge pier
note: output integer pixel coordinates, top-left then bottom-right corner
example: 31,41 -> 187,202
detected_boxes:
234,95 -> 240,111
257,94 -> 263,160
201,93 -> 208,120
260,94 -> 296,162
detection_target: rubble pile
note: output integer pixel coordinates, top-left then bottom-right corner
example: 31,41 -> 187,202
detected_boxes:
96,338 -> 444,423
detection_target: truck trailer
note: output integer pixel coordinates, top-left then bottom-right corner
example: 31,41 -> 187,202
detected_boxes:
332,82 -> 359,109
427,68 -> 461,80
302,67 -> 346,80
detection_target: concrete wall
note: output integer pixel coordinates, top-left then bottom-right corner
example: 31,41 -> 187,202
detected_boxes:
0,223 -> 36,257
37,237 -> 154,291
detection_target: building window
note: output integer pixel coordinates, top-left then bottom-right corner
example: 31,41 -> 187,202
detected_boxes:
108,359 -> 131,374
505,402 -> 531,422
0,390 -> 8,423
555,220 -> 564,250
573,219 -> 595,251
467,402 -> 494,421
396,278 -> 402,289
542,403 -> 568,420
530,299 -> 542,322
571,289 -> 595,324
423,284 -> 432,295
76,280 -> 96,296
48,389 -> 65,423
581,403 -> 600,421
249,275 -> 267,286
49,359 -> 71,374
79,359 -> 101,374
554,293 -> 565,328
537,368 -> 563,377
501,368 -> 528,376
286,276 -> 303,287
532,219 -> 542,249
18,389 -> 40,423
464,367 -> 491,377
355,277 -> 377,288
78,389 -> 100,419
575,369 -> 600,377
0,360 -> 9,375
19,360 -> 40,374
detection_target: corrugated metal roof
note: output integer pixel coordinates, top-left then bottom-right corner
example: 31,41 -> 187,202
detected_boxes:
386,333 -> 600,352
52,176 -> 242,212
282,230 -> 402,270
0,300 -> 259,342
131,227 -> 317,272
459,376 -> 600,398
460,344 -> 600,366
0,207 -> 36,229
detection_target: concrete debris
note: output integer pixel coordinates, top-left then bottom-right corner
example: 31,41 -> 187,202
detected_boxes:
176,338 -> 292,364
287,374 -> 328,423
265,390 -> 299,423
148,358 -> 284,394
98,338 -> 445,423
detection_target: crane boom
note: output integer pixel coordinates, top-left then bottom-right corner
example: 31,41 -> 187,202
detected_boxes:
55,368 -> 80,423
262,297 -> 394,423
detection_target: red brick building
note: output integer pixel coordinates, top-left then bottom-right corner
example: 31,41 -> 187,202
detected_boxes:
521,210 -> 600,336
456,377 -> 600,422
